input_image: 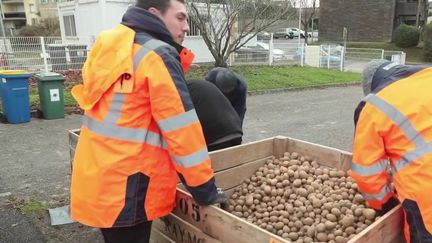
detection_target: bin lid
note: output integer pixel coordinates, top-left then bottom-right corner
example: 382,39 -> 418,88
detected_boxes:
0,70 -> 31,78
34,72 -> 65,82
0,70 -> 28,75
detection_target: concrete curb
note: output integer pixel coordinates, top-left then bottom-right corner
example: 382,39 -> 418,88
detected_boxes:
248,82 -> 361,96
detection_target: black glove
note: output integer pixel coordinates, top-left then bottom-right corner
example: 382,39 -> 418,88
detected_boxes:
377,197 -> 400,216
211,188 -> 230,211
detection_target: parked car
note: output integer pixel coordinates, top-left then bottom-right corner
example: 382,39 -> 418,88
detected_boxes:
237,42 -> 287,62
287,28 -> 312,38
257,31 -> 271,40
273,28 -> 294,39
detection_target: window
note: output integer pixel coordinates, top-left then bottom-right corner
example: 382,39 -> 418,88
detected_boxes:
29,4 -> 37,13
63,15 -> 77,36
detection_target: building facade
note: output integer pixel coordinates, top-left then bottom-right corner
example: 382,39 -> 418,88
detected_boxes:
0,0 -> 60,36
319,0 -> 428,42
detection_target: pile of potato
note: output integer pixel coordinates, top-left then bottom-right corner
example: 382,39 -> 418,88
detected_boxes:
228,152 -> 377,243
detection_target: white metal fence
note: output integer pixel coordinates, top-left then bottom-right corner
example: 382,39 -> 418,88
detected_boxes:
0,36 -> 406,74
0,36 -> 94,73
231,39 -> 305,66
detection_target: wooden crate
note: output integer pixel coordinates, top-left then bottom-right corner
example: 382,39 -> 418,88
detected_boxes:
68,131 -> 405,243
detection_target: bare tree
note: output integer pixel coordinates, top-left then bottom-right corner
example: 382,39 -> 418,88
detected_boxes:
188,0 -> 295,67
299,0 -> 318,43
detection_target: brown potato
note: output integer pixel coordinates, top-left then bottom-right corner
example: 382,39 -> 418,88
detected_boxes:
363,208 -> 376,220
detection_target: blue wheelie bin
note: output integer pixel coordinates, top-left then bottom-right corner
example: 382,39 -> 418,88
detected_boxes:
0,70 -> 32,124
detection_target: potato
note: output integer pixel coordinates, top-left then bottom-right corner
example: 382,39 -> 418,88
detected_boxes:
274,222 -> 284,230
288,232 -> 299,241
354,194 -> 365,204
245,195 -> 254,206
331,208 -> 341,217
293,179 -> 302,187
312,198 -> 322,208
345,226 -> 356,235
304,237 -> 313,243
363,208 -> 376,220
326,213 -> 337,222
334,229 -> 343,236
316,232 -> 328,242
325,221 -> 337,230
335,236 -> 347,243
306,225 -> 316,237
341,215 -> 355,227
297,188 -> 308,197
316,223 -> 326,232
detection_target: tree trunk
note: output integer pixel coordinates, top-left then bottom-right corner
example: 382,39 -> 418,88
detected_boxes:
214,56 -> 228,67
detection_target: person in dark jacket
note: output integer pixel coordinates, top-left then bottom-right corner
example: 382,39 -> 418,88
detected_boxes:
205,67 -> 247,123
187,79 -> 243,151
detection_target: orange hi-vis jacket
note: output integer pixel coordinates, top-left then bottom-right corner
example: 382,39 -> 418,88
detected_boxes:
351,63 -> 432,242
70,23 -> 218,228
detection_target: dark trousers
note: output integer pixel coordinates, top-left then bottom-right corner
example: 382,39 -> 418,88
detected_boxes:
100,221 -> 152,243
208,137 -> 242,152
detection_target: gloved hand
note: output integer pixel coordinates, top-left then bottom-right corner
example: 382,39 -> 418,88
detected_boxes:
377,197 -> 400,216
211,188 -> 230,211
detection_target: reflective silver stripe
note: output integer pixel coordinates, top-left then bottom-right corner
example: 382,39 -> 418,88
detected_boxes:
171,147 -> 209,168
133,39 -> 169,70
158,110 -> 199,132
351,159 -> 388,176
392,142 -> 432,173
362,185 -> 392,201
105,93 -> 126,123
364,94 -> 426,147
82,115 -> 164,147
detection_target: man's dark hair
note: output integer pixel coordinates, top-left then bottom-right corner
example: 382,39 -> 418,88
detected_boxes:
136,0 -> 185,13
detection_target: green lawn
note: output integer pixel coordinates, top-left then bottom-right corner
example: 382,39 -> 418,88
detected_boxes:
0,65 -> 360,112
187,65 -> 361,91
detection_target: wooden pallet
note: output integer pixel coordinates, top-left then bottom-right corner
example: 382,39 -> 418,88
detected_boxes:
68,131 -> 405,243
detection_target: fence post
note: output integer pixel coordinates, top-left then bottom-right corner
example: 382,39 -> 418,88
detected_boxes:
268,33 -> 273,66
300,43 -> 304,67
327,45 -> 331,69
340,47 -> 345,72
40,37 -> 49,72
381,49 -> 385,60
400,52 -> 406,65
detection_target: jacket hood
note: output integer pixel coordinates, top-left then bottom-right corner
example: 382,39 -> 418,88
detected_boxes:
72,24 -> 135,110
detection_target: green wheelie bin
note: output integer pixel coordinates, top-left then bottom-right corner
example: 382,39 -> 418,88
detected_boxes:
34,72 -> 66,119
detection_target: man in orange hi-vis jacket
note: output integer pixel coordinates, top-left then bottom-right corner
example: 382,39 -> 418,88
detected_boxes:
70,0 -> 228,242
351,59 -> 432,243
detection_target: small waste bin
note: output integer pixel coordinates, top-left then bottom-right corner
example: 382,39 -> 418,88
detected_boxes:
0,70 -> 31,124
34,72 -> 65,119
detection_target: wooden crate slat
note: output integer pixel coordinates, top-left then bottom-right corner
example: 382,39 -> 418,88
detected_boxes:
209,138 -> 275,172
150,228 -> 176,243
173,188 -> 288,243
214,156 -> 272,191
153,213 -> 221,243
284,137 -> 352,171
